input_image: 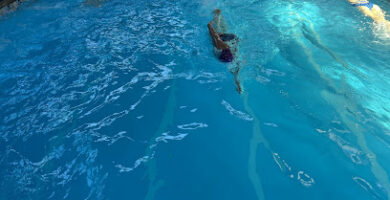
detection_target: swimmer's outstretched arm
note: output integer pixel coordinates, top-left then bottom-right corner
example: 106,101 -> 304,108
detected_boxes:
208,21 -> 229,50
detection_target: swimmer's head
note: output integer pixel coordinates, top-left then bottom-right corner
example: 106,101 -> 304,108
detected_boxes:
213,9 -> 221,15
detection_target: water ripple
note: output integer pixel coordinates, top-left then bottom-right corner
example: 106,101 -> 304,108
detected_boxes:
177,122 -> 208,130
0,0 -> 203,198
221,100 -> 253,121
273,153 -> 315,187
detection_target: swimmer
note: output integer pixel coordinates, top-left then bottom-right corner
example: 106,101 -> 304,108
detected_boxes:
208,9 -> 242,93
348,0 -> 390,25
207,9 -> 238,62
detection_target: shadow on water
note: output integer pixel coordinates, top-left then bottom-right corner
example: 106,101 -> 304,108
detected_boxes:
144,81 -> 177,200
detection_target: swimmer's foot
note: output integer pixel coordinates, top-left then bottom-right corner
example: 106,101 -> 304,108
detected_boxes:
235,81 -> 242,94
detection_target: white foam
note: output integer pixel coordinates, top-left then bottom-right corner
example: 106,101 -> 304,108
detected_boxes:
221,100 -> 253,121
177,122 -> 208,130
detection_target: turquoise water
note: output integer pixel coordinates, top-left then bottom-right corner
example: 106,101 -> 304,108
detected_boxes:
1,0 -> 390,199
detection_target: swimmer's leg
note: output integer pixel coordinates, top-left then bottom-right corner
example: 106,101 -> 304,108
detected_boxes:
230,62 -> 242,94
234,75 -> 242,94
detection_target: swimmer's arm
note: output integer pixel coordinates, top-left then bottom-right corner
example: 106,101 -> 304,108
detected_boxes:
208,22 -> 229,50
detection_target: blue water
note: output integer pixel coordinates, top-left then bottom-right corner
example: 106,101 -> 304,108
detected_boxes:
1,0 -> 390,199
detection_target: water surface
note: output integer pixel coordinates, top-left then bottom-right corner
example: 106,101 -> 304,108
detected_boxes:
1,0 -> 390,199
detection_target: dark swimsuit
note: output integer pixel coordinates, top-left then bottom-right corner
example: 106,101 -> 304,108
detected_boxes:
351,1 -> 373,10
218,33 -> 237,62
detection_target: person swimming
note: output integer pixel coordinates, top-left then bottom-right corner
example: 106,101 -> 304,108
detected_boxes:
348,0 -> 390,24
207,10 -> 238,63
207,9 -> 242,93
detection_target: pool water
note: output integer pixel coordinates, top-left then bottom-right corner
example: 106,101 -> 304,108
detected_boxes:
1,0 -> 390,199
